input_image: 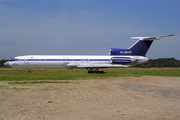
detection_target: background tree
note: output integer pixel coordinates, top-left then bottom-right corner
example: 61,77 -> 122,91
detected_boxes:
0,60 -> 9,68
137,58 -> 180,68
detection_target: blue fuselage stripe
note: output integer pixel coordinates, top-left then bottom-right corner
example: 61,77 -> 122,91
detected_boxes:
13,59 -> 111,62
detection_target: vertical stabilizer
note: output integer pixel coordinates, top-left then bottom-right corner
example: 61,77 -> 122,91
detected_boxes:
109,34 -> 174,56
128,40 -> 153,56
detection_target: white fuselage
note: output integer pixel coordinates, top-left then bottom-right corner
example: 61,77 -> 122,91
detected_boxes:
6,55 -> 148,69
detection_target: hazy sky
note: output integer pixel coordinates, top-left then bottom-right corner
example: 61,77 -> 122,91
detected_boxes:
0,0 -> 180,60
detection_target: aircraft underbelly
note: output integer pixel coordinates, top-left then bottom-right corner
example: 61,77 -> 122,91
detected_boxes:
10,61 -> 66,68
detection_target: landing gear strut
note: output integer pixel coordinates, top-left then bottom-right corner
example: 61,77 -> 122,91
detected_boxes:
28,68 -> 32,74
86,68 -> 104,74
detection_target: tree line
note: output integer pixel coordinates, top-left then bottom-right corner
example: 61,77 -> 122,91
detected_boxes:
0,59 -> 9,68
137,58 -> 180,68
0,58 -> 180,68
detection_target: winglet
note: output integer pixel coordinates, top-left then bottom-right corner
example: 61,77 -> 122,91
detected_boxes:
131,34 -> 175,40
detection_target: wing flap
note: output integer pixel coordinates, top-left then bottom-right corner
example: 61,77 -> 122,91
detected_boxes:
66,63 -> 78,67
77,64 -> 125,68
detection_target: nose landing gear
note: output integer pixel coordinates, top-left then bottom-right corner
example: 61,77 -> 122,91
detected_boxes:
28,68 -> 32,74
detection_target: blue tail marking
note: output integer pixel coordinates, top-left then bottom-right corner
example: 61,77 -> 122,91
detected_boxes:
110,40 -> 153,56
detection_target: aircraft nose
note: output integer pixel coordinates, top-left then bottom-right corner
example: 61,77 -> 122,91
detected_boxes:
4,61 -> 9,67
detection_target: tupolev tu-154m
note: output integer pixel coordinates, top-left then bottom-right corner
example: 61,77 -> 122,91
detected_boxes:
4,34 -> 174,74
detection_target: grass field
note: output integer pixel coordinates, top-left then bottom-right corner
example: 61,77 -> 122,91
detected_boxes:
0,68 -> 180,83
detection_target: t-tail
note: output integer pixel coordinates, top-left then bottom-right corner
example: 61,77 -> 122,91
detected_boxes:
109,34 -> 174,56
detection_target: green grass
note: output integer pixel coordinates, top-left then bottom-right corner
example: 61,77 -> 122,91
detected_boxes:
8,81 -> 71,85
0,68 -> 124,81
0,68 -> 180,82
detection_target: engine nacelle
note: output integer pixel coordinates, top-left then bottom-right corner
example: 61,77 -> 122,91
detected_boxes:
111,57 -> 135,64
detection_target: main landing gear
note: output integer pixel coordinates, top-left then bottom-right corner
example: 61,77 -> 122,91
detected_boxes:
86,68 -> 104,74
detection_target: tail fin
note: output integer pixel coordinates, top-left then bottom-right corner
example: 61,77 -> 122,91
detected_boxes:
110,34 -> 174,56
127,40 -> 153,56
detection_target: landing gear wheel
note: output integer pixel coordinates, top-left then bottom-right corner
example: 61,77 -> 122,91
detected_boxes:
87,68 -> 104,74
28,70 -> 31,74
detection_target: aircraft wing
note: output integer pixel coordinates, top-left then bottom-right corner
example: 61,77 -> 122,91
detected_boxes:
67,63 -> 125,68
66,63 -> 79,67
131,34 -> 174,40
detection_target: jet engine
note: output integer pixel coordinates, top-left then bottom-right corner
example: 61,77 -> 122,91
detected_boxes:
111,57 -> 136,64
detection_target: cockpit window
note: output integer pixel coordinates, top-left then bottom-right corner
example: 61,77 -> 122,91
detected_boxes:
10,58 -> 15,61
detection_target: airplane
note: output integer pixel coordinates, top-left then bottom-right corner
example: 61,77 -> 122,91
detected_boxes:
4,34 -> 174,74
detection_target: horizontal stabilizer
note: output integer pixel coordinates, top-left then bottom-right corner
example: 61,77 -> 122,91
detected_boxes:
131,34 -> 174,40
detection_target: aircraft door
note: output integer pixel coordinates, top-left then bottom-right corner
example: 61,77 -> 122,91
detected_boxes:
63,57 -> 68,64
24,57 -> 29,64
